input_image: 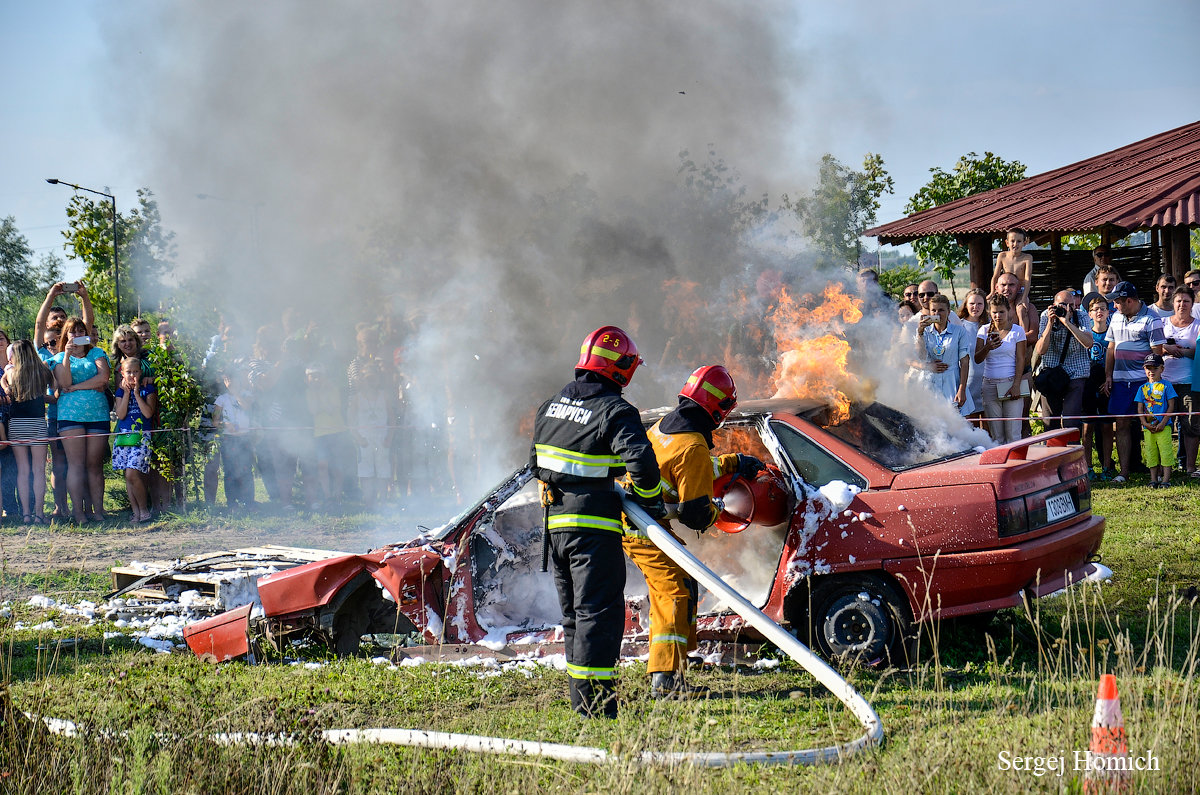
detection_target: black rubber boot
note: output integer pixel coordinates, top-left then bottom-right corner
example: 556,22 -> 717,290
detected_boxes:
651,671 -> 709,700
571,679 -> 618,718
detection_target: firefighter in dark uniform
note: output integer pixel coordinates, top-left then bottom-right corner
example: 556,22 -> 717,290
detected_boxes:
531,325 -> 665,718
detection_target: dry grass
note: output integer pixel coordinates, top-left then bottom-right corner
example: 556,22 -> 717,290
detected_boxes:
1,487 -> 1198,793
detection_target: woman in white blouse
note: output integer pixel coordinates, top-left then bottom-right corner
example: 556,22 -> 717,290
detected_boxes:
975,294 -> 1028,444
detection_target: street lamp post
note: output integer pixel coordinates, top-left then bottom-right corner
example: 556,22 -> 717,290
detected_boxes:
46,178 -> 119,325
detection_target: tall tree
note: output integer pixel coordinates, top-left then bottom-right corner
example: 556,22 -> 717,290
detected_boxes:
904,151 -> 1026,282
787,153 -> 894,267
37,250 -> 65,290
61,188 -> 176,331
0,216 -> 44,336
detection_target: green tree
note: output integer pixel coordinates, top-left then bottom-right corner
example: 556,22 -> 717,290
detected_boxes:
904,151 -> 1026,282
786,153 -> 895,267
0,216 -> 47,337
876,265 -> 930,301
677,147 -> 772,234
61,188 -> 176,334
147,340 -> 209,503
38,250 -> 65,290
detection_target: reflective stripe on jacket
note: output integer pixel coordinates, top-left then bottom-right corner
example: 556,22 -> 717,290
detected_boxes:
624,418 -> 738,538
530,376 -> 660,533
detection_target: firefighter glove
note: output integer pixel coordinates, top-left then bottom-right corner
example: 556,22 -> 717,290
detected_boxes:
736,454 -> 765,479
636,494 -> 669,521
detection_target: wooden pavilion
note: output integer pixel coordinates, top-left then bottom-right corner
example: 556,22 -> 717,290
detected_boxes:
865,120 -> 1200,306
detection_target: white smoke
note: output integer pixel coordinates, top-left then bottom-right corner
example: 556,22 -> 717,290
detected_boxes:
95,1 -> 986,523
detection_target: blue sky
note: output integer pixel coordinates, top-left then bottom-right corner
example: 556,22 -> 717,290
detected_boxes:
2,0 -> 1197,278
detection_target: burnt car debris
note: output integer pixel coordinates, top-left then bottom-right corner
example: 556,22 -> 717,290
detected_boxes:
175,397 -> 1108,666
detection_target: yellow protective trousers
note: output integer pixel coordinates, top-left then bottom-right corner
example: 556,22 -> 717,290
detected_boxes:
622,535 -> 698,674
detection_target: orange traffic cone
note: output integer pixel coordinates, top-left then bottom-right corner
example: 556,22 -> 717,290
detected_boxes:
1083,674 -> 1130,793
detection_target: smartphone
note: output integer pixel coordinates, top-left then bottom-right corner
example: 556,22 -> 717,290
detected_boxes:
61,282 -> 79,294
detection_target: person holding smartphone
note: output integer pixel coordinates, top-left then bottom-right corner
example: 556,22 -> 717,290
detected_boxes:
975,294 -> 1028,444
915,293 -> 973,415
35,282 -> 96,518
49,317 -> 110,523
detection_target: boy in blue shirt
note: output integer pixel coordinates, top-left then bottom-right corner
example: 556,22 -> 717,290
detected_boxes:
1135,353 -> 1177,488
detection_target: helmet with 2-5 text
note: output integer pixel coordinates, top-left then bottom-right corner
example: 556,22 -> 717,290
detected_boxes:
576,325 -> 643,386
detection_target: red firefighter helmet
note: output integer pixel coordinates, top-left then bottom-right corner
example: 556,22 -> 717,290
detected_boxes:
680,365 -> 738,424
576,325 -> 643,386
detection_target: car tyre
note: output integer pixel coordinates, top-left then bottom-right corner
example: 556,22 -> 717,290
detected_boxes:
807,575 -> 914,667
320,573 -> 417,656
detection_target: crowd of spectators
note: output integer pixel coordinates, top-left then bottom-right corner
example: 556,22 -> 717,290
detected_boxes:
861,239 -> 1200,484
0,281 -> 454,523
4,250 -> 1195,523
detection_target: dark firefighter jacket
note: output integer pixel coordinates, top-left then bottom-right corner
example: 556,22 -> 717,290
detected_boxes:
531,373 -> 661,534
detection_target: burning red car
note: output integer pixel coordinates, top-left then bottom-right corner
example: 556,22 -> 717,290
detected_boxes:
184,397 -> 1106,665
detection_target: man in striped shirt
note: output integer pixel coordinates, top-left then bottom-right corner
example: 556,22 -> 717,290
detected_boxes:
1104,282 -> 1166,482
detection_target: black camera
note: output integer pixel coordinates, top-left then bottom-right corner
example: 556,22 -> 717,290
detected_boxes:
1050,305 -> 1067,318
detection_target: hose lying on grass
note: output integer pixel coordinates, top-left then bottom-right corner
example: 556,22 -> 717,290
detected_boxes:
27,497 -> 882,767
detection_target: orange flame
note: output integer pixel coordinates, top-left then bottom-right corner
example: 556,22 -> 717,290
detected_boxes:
767,283 -> 863,423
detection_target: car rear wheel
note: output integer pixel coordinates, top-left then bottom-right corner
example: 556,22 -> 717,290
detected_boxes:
320,574 -> 418,655
807,575 -> 914,667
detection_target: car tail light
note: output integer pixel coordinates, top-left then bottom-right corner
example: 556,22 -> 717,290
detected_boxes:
998,475 -> 1089,539
1075,476 -> 1092,514
997,496 -> 1028,538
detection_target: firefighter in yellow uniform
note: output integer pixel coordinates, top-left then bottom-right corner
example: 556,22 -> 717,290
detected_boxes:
623,365 -> 763,698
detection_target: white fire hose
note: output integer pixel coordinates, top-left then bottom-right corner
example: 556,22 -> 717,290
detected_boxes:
31,498 -> 882,767
616,497 -> 883,765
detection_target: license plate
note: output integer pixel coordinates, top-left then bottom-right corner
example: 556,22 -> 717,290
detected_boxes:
1045,492 -> 1075,522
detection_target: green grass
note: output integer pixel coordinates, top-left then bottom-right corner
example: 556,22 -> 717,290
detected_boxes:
1,484 -> 1198,792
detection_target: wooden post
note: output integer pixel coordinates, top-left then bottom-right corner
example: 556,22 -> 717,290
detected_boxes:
1048,234 -> 1061,294
1163,229 -> 1174,278
1170,226 -> 1191,280
965,235 -> 992,290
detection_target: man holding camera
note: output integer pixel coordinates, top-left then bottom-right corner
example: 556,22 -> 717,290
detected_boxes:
1034,289 -> 1092,431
